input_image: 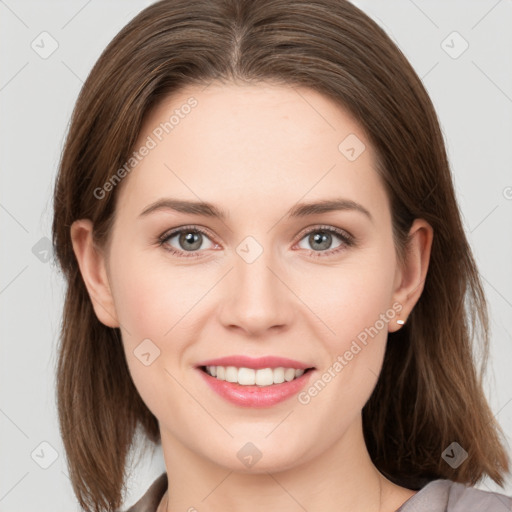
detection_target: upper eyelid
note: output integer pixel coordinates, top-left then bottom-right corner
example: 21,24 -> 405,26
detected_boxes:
296,224 -> 352,239
159,224 -> 217,243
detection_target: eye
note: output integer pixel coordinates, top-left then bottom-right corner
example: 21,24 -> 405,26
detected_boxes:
158,224 -> 355,259
296,225 -> 355,258
158,225 -> 217,258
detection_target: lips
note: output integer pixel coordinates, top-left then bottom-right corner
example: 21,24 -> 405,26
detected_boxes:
195,355 -> 314,370
195,355 -> 316,408
198,368 -> 314,407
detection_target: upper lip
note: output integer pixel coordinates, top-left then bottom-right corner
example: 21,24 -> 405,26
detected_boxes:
196,355 -> 314,370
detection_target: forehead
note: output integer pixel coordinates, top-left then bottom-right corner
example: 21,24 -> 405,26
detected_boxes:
117,82 -> 388,222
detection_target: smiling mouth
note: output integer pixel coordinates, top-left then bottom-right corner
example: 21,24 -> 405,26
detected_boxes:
199,365 -> 315,387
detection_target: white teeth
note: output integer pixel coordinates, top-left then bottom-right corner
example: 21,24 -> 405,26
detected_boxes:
239,367 -> 256,385
273,367 -> 285,384
255,368 -> 273,386
225,366 -> 238,383
284,368 -> 296,382
204,366 -> 309,386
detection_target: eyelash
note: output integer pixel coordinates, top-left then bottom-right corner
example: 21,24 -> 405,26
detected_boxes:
157,224 -> 355,259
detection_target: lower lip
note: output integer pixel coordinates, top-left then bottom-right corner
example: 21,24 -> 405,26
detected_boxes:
197,368 -> 314,408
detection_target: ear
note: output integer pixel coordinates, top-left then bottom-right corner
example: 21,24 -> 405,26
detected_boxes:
389,218 -> 434,333
70,219 -> 119,328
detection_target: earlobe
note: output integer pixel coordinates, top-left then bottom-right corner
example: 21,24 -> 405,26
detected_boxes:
70,219 -> 119,328
389,218 -> 434,333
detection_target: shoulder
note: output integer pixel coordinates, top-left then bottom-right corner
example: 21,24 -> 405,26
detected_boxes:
445,480 -> 512,512
116,473 -> 168,512
398,479 -> 512,512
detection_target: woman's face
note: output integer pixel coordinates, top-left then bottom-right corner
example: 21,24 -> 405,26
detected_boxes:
88,82 -> 427,473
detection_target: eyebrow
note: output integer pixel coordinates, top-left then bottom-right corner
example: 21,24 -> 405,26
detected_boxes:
139,197 -> 373,223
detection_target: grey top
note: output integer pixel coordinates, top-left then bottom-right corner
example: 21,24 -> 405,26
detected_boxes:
121,473 -> 512,512
395,478 -> 512,511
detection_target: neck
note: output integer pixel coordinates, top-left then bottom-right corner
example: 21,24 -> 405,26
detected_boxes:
158,416 -> 414,512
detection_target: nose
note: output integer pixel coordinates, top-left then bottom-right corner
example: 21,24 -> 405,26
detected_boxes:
218,245 -> 296,337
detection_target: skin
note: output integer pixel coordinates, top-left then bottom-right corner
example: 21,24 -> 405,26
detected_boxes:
71,82 -> 433,512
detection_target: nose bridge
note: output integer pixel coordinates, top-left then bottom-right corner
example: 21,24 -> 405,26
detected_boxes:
234,234 -> 282,306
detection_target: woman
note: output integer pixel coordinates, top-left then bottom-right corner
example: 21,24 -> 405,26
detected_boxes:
52,1 -> 511,511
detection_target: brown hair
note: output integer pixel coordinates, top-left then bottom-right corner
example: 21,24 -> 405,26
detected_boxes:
52,0 -> 510,510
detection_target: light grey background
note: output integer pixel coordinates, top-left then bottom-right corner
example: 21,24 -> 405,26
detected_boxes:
1,0 -> 511,510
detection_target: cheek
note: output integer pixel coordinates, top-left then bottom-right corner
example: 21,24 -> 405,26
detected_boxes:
305,251 -> 396,348
320,281 -> 391,382
106,249 -> 183,404
108,248 -> 206,343
298,281 -> 393,429
107,249 -> 216,414
302,245 -> 397,402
